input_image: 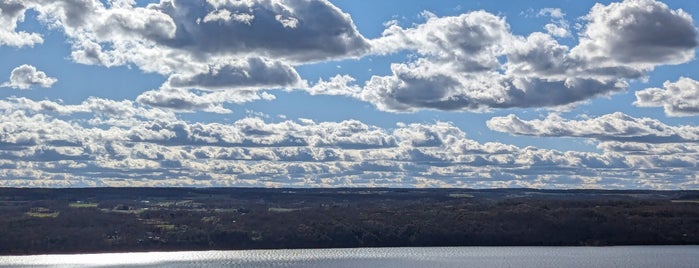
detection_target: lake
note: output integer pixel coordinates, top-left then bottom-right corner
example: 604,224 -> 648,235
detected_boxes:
1,246 -> 698,267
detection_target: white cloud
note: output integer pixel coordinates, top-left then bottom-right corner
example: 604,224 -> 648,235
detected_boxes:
201,9 -> 255,25
538,8 -> 570,37
0,97 -> 696,188
7,0 -> 368,105
538,8 -> 565,19
275,14 -> 298,29
136,86 -> 278,113
371,10 -> 509,70
571,0 -> 697,66
149,0 -> 369,62
0,1 -> 43,47
2,65 -> 57,90
1,0 -> 699,189
487,112 -> 699,143
165,58 -> 303,90
598,141 -> 699,155
544,23 -> 569,38
307,75 -> 362,96
320,0 -> 698,113
634,77 -> 699,116
0,96 -> 176,125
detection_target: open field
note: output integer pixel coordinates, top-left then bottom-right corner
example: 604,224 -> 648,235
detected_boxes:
68,202 -> 99,208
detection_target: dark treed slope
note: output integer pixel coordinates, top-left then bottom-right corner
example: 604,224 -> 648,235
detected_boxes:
1,187 -> 698,255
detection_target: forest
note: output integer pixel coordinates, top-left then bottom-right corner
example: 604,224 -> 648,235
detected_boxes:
1,187 -> 698,255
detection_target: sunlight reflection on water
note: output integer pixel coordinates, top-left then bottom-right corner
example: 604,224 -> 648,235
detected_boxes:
1,246 -> 698,268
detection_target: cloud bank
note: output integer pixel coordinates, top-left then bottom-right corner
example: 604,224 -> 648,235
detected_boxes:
311,0 -> 697,112
0,97 -> 694,189
1,0 -> 367,107
0,0 -> 698,189
3,0 -> 696,113
0,1 -> 43,47
487,112 -> 699,143
635,77 -> 699,116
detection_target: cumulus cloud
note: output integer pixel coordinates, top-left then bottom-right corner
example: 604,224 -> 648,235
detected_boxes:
40,0 -> 369,66
544,23 -> 569,38
572,0 -> 698,66
2,0 -> 699,189
597,141 -> 699,155
487,112 -> 699,143
136,87 -> 275,113
634,77 -> 699,116
359,66 -> 628,112
0,96 -> 697,188
9,0 -> 696,113
0,1 -> 43,47
0,96 -> 176,126
2,65 -> 57,90
538,8 -> 570,38
320,0 -> 698,113
371,10 -> 509,70
6,0 -> 368,105
307,75 -> 362,96
538,8 -> 565,19
165,58 -> 303,90
155,0 -> 370,62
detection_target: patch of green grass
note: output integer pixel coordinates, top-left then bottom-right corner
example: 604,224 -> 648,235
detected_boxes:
448,193 -> 474,198
69,202 -> 99,208
156,224 -> 176,231
268,207 -> 301,213
100,208 -> 147,214
671,200 -> 699,204
201,216 -> 220,224
26,212 -> 60,218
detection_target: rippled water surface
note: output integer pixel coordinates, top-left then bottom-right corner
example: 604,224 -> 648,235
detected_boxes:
1,246 -> 698,268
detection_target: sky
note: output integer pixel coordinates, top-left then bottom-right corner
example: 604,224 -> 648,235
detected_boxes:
0,0 -> 698,189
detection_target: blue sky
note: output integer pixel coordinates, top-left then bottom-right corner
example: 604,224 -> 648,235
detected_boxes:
0,0 -> 698,188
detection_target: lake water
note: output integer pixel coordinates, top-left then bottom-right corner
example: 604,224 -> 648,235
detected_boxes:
1,246 -> 698,268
